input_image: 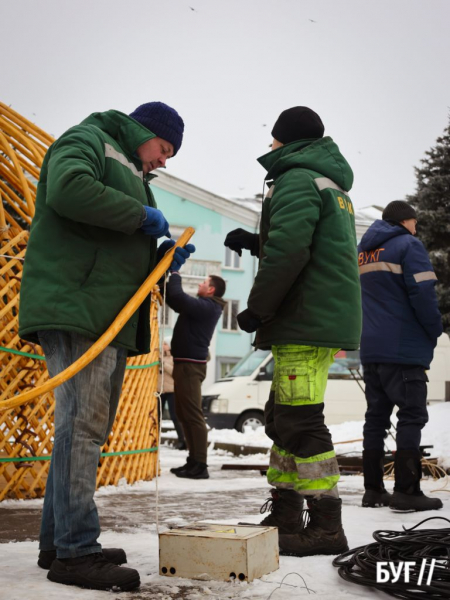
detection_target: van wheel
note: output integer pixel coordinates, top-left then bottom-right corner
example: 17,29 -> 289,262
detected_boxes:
235,411 -> 265,433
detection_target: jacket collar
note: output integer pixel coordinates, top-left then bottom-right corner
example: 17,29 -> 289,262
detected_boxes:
81,110 -> 157,178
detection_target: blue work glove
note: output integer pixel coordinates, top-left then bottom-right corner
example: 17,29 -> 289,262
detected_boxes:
141,206 -> 171,238
156,240 -> 196,272
237,308 -> 262,333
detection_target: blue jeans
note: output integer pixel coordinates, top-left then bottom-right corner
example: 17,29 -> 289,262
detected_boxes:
38,330 -> 127,559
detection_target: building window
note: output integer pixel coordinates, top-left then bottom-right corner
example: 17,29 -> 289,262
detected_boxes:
224,246 -> 241,269
216,357 -> 240,379
222,300 -> 239,331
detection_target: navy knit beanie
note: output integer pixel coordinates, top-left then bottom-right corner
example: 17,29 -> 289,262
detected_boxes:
382,201 -> 417,223
272,106 -> 324,144
129,102 -> 184,155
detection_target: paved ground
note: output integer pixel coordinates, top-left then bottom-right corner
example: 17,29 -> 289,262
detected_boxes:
2,444 -> 448,600
0,470 -> 268,544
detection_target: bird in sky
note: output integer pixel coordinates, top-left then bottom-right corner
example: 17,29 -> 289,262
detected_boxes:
309,19 -> 317,23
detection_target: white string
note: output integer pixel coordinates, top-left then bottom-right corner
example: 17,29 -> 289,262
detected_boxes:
0,254 -> 24,261
154,270 -> 169,536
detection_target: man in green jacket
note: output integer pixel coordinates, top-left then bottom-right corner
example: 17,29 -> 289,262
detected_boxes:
225,107 -> 361,557
19,102 -> 192,591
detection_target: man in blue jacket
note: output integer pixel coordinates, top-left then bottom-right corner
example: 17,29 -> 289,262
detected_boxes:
359,200 -> 443,511
165,273 -> 226,479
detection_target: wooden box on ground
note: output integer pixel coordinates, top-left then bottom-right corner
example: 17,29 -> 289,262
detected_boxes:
159,523 -> 279,583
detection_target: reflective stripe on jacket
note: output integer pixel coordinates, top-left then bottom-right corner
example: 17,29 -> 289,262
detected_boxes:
358,219 -> 443,368
19,110 -> 159,355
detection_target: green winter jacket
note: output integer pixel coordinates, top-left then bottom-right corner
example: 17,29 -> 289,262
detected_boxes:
19,110 -> 159,356
249,136 -> 362,350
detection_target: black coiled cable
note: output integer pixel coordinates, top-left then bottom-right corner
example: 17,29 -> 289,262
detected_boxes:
332,517 -> 450,599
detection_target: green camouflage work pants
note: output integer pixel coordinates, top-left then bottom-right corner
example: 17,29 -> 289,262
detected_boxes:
265,344 -> 340,497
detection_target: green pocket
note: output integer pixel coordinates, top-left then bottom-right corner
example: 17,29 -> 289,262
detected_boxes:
277,365 -> 316,405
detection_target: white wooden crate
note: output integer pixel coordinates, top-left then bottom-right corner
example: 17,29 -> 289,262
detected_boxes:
159,523 -> 279,582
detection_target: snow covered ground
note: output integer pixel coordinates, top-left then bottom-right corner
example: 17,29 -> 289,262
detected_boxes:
1,403 -> 449,599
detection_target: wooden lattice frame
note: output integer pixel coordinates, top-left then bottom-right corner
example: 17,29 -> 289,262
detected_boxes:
0,102 -> 160,500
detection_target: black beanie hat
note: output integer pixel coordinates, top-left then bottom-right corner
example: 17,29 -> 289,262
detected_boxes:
271,106 -> 325,144
129,102 -> 184,155
382,201 -> 417,223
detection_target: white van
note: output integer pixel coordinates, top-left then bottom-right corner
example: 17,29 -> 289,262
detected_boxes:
202,334 -> 450,432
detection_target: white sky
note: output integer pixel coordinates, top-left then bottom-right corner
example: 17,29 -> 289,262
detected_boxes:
2,0 -> 450,209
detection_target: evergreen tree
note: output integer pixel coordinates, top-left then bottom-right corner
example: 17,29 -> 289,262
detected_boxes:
407,117 -> 450,333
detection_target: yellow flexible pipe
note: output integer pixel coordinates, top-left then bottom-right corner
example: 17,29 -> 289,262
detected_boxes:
0,227 -> 195,412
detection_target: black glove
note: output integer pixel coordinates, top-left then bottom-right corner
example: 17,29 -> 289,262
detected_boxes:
237,308 -> 262,333
224,228 -> 259,257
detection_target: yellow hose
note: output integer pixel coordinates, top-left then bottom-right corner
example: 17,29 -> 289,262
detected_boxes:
0,227 -> 195,412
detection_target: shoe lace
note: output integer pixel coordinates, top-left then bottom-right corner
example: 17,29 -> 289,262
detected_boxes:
300,507 -> 310,528
260,494 -> 276,514
260,492 -> 310,528
90,553 -> 118,571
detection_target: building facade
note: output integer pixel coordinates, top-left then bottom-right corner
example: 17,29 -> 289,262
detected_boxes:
152,170 -> 379,389
152,171 -> 259,389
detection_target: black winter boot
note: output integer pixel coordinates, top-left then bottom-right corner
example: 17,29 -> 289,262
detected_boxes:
38,547 -> 127,570
170,456 -> 195,474
175,460 -> 209,479
389,449 -> 443,512
362,489 -> 392,507
362,450 -> 392,507
279,496 -> 349,557
259,489 -> 305,535
47,553 -> 140,591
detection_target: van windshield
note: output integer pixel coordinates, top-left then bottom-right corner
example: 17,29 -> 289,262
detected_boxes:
226,349 -> 271,377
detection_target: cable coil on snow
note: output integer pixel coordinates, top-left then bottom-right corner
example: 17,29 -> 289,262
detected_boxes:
333,517 -> 450,599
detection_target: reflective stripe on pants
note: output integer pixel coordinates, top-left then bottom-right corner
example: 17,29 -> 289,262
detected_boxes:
265,344 -> 340,496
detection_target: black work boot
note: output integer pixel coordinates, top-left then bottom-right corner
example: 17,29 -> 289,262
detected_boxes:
279,496 -> 349,557
38,547 -> 127,570
362,450 -> 392,507
175,460 -> 209,479
362,489 -> 392,507
389,449 -> 443,512
259,489 -> 305,535
47,553 -> 140,591
170,455 -> 195,474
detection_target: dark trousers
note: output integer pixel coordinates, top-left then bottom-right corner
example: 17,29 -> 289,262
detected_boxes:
265,391 -> 334,458
363,363 -> 429,452
173,361 -> 207,463
160,392 -> 185,445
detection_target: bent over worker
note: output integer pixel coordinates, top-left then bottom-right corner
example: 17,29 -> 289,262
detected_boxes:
19,102 -> 193,591
165,273 -> 226,479
225,107 -> 361,556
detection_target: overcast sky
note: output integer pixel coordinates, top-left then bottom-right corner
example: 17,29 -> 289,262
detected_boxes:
2,0 -> 450,209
